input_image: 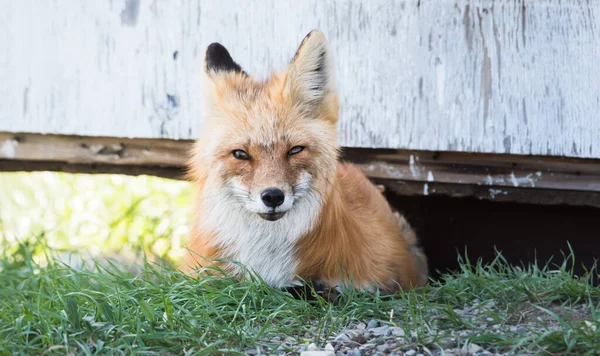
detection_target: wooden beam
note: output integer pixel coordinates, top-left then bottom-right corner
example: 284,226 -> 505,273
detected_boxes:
1,132 -> 599,208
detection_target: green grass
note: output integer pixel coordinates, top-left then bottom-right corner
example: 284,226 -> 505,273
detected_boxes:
1,172 -> 599,355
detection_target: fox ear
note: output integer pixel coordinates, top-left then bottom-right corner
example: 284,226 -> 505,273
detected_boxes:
204,42 -> 246,76
284,30 -> 336,107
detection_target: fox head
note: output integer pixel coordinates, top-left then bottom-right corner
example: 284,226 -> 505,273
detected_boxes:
189,30 -> 340,222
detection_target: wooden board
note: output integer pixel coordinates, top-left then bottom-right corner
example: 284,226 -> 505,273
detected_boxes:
1,0 -> 599,159
2,133 -> 599,208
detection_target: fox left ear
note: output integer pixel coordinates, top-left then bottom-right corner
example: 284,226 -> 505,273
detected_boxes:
204,42 -> 246,76
284,30 -> 336,107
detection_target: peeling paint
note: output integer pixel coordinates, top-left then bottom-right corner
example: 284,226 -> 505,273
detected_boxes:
435,57 -> 445,106
383,164 -> 404,179
427,171 -> 435,182
489,188 -> 508,199
509,173 -> 519,187
409,154 -> 419,178
0,140 -> 17,159
0,1 -> 598,159
509,172 -> 538,187
120,0 -> 140,27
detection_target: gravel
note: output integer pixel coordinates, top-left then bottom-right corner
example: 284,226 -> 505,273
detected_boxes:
285,297 -> 590,356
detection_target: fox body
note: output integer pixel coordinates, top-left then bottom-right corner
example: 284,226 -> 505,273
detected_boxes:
183,30 -> 428,292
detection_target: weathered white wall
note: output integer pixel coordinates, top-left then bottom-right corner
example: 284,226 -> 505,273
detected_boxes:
1,0 -> 599,158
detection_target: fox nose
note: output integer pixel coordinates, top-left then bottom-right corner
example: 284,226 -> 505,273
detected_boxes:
261,188 -> 285,208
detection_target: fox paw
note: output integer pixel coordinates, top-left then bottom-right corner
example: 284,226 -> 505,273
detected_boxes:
314,282 -> 343,304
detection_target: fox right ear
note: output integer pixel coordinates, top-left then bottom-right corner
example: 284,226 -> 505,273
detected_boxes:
284,30 -> 336,108
204,42 -> 246,76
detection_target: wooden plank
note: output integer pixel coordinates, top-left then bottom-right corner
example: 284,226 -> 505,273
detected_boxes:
1,1 -> 599,159
1,133 -> 599,208
0,132 -> 190,167
343,148 -> 600,192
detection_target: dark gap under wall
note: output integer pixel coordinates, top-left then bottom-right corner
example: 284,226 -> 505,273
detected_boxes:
384,191 -> 600,280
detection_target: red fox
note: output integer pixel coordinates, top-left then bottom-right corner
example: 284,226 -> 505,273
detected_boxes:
182,30 -> 428,293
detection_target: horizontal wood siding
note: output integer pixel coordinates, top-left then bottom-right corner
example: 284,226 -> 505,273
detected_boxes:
1,0 -> 599,158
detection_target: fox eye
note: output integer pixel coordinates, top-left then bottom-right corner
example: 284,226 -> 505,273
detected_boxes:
288,146 -> 305,155
232,149 -> 251,160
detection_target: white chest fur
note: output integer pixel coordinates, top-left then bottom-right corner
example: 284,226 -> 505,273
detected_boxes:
199,187 -> 321,288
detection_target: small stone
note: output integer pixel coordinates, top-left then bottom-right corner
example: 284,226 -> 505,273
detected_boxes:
416,354 -> 424,356
359,343 -> 376,352
354,334 -> 368,344
492,324 -> 500,330
347,348 -> 362,356
405,350 -> 417,356
367,319 -> 380,329
345,330 -> 365,340
486,317 -> 494,322
438,337 -> 455,348
355,322 -> 366,330
307,343 -> 319,351
325,343 -> 334,352
334,333 -> 350,342
390,327 -> 405,337
376,344 -> 391,352
461,343 -> 483,353
300,352 -> 335,356
370,325 -> 391,337
476,353 -> 490,356
517,325 -> 527,334
385,340 -> 398,349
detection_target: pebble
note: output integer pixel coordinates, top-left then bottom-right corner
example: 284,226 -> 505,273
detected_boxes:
307,343 -> 319,351
405,350 -> 417,356
370,325 -> 391,337
354,334 -> 368,344
367,319 -> 380,329
334,333 -> 350,342
390,327 -> 405,337
324,343 -> 334,352
438,337 -> 455,348
359,343 -> 376,352
300,352 -> 335,356
376,344 -> 391,352
347,348 -> 362,356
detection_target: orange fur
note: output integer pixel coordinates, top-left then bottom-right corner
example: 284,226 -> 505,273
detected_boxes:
295,163 -> 427,291
182,30 -> 428,292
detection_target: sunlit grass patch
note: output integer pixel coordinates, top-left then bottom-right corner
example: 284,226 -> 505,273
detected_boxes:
0,172 -> 193,266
